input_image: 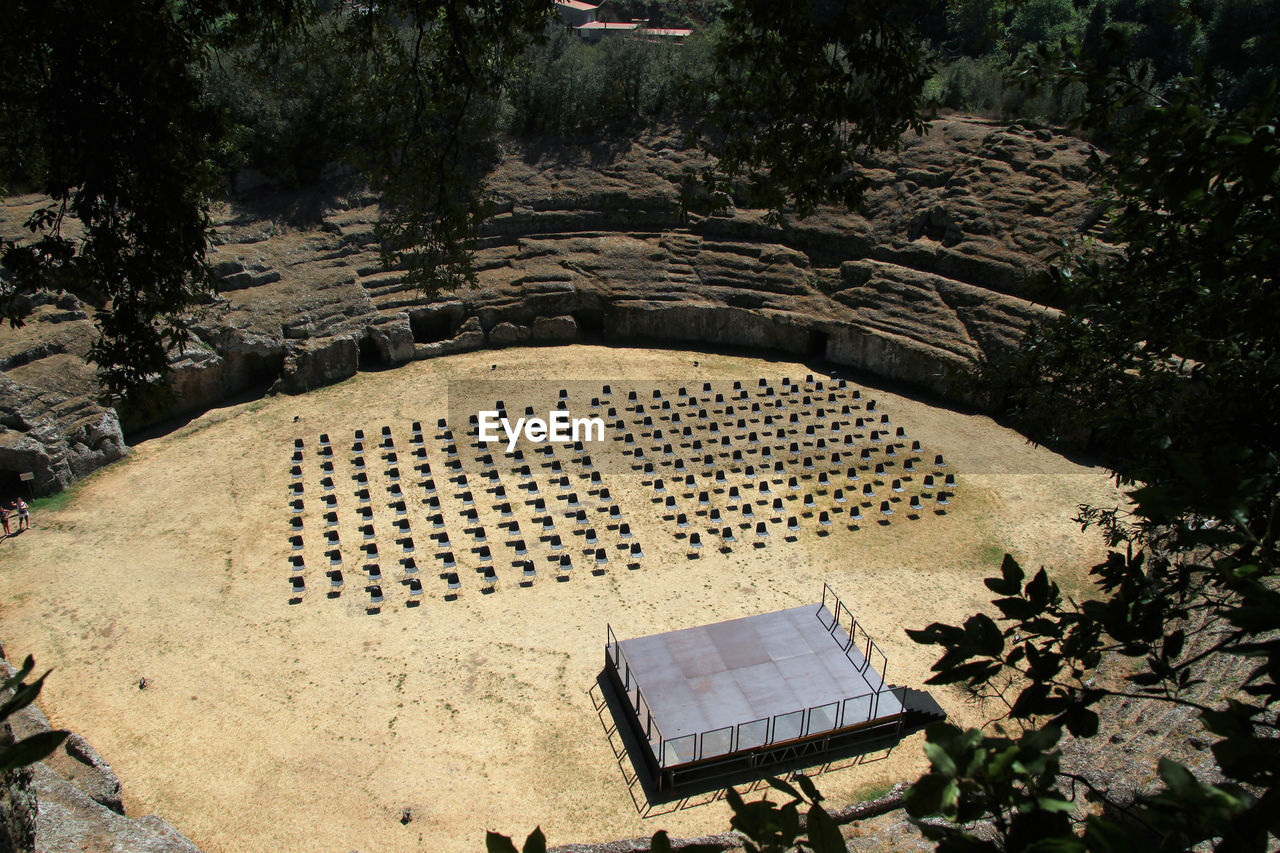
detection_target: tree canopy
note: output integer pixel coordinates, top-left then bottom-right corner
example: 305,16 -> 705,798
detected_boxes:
899,46 -> 1280,850
0,0 -> 550,403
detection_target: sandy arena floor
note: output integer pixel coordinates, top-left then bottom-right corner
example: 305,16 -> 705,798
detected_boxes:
0,345 -> 1126,852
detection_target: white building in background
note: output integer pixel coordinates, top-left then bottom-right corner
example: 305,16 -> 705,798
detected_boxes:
552,0 -> 692,42
553,0 -> 600,28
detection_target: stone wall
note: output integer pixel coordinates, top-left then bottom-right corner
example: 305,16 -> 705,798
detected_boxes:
0,118 -> 1104,495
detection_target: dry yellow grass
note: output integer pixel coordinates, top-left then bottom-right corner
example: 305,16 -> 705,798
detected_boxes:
0,345 -> 1125,852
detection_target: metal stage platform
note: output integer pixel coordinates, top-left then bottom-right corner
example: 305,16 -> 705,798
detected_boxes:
605,584 -> 941,794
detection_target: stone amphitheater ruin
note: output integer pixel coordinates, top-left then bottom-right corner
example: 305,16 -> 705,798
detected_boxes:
0,119 -> 1167,852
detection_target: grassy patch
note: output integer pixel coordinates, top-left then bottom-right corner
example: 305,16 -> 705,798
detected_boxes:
976,542 -> 1007,566
852,780 -> 898,802
25,452 -> 134,515
30,488 -> 78,513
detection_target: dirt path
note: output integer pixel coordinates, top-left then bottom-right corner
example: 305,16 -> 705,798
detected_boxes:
0,345 -> 1125,852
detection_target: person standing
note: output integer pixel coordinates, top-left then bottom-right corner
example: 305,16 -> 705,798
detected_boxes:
0,504 -> 9,536
13,499 -> 29,531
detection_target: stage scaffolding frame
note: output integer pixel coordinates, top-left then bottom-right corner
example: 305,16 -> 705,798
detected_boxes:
605,586 -> 905,783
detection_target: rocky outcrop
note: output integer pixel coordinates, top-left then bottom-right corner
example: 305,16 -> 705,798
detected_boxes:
0,117 -> 1105,493
488,321 -> 530,346
1,652 -> 204,853
531,314 -> 580,342
367,313 -> 416,365
0,360 -> 128,497
278,335 -> 360,394
32,765 -> 202,853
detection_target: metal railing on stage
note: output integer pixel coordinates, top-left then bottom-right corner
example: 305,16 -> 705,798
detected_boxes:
606,617 -> 903,770
820,581 -> 889,688
606,624 -> 666,749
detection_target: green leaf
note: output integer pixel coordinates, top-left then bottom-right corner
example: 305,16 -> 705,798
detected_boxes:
1035,796 -> 1075,813
1200,705 -> 1247,738
1157,758 -> 1199,798
923,740 -> 958,777
903,773 -> 950,817
728,795 -> 780,840
1020,724 -> 1062,753
1025,836 -> 1087,853
1214,132 -> 1252,146
1083,813 -> 1145,852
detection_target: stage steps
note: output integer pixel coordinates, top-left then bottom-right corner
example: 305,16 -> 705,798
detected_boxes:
899,687 -> 947,732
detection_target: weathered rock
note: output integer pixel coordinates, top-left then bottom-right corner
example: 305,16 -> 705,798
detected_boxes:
488,321 -> 530,346
33,764 -> 202,853
165,342 -> 228,418
0,429 -> 64,495
364,315 -> 415,366
414,315 -> 487,359
1,738 -> 37,853
212,258 -> 281,292
909,204 -> 964,246
0,371 -> 127,496
607,303 -> 812,354
279,335 -> 359,394
3,661 -> 124,816
407,301 -> 466,344
60,735 -> 125,816
530,314 -> 579,342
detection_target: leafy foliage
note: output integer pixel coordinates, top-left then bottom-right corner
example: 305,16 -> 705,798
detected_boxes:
0,1 -> 292,402
335,1 -> 552,296
500,25 -> 722,136
689,0 -> 936,220
904,723 -> 1080,849
996,68 -> 1280,493
204,15 -> 365,188
0,0 -> 548,400
901,17 -> 1280,852
1,656 -> 69,773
